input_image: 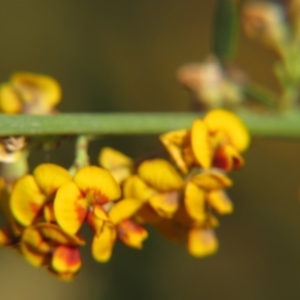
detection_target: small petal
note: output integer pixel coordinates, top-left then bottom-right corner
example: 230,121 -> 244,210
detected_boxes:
149,191 -> 179,218
51,246 -> 81,274
87,205 -> 110,236
21,242 -> 50,267
10,175 -> 47,226
206,190 -> 233,214
204,109 -> 250,152
191,169 -> 232,190
123,175 -> 156,200
22,226 -> 51,253
187,228 -> 218,257
33,163 -> 72,197
138,159 -> 184,192
109,198 -> 144,224
54,181 -> 88,235
98,147 -> 133,183
92,223 -> 116,262
37,223 -> 85,246
191,119 -> 213,169
117,220 -> 148,249
213,144 -> 244,171
184,182 -> 206,222
43,203 -> 55,223
74,166 -> 121,204
160,130 -> 190,173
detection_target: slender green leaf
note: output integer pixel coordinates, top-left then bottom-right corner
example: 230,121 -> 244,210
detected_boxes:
212,0 -> 239,63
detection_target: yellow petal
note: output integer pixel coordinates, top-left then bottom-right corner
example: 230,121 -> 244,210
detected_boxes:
184,182 -> 206,222
204,109 -> 250,152
191,119 -> 213,169
123,175 -> 156,200
117,220 -> 148,249
138,159 -> 184,192
149,191 -> 179,218
74,166 -> 121,204
54,181 -> 88,235
92,223 -> 116,262
33,163 -> 72,198
206,190 -> 233,214
12,72 -> 62,109
160,130 -> 190,173
98,147 -> 133,183
43,202 -> 55,223
187,228 -> 218,257
0,83 -> 21,114
191,169 -> 232,190
109,198 -> 144,224
10,175 -> 47,226
51,245 -> 81,274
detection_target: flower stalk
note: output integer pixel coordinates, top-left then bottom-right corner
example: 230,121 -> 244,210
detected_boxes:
0,112 -> 300,139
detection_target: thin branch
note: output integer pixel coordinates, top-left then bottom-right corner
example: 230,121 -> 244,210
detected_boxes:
0,112 -> 300,139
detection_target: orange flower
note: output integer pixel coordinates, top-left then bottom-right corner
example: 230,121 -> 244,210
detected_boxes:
20,223 -> 85,280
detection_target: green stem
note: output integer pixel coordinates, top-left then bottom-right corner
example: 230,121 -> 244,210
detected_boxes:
0,112 -> 300,139
69,135 -> 90,176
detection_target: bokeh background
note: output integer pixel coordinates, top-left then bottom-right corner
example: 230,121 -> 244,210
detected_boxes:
0,1 -> 300,299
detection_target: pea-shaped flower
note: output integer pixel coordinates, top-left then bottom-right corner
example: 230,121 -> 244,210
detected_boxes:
10,163 -> 72,227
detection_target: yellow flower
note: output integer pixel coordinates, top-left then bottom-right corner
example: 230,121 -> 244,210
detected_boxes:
124,159 -> 184,218
54,166 -> 121,236
10,163 -> 72,226
156,208 -> 219,257
98,147 -> 133,184
20,223 -> 85,280
92,198 -> 147,262
160,109 -> 249,173
0,72 -> 61,115
185,169 -> 233,219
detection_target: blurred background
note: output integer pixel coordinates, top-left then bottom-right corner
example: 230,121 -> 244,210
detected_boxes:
0,0 -> 300,299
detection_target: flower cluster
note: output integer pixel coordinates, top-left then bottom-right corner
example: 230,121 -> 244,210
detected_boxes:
118,109 -> 249,257
0,106 -> 249,280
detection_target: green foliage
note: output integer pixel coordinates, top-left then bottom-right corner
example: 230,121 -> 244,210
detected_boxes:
212,0 -> 239,63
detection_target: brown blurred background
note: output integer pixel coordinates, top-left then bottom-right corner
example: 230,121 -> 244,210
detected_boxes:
0,1 -> 300,299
